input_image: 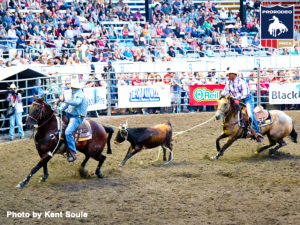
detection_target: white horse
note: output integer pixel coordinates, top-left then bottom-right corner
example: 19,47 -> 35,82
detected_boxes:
268,16 -> 288,37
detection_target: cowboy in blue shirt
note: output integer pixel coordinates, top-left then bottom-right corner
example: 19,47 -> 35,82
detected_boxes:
60,80 -> 88,162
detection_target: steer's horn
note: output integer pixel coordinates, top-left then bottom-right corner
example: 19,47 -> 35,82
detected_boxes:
125,119 -> 129,127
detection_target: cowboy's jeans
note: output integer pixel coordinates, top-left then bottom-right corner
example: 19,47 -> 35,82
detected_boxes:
64,112 -> 84,154
243,94 -> 261,134
9,111 -> 24,138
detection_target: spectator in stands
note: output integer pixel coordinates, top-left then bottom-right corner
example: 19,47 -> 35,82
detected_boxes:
220,8 -> 227,20
124,47 -> 133,59
212,3 -> 218,14
240,23 -> 249,33
282,48 -> 290,55
122,25 -> 129,39
252,33 -> 260,49
173,0 -> 183,15
291,45 -> 299,55
0,23 -> 7,40
16,35 -> 27,54
7,25 -> 17,40
133,9 -> 144,21
167,46 -> 176,58
161,3 -> 173,16
249,22 -> 259,33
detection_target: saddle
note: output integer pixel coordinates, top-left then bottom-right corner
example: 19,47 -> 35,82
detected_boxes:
58,116 -> 92,142
254,106 -> 273,127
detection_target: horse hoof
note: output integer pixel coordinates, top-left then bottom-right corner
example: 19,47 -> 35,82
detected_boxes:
97,173 -> 104,179
211,156 -> 217,160
16,183 -> 23,188
254,151 -> 259,155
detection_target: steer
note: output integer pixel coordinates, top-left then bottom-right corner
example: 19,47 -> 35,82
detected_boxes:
114,120 -> 173,166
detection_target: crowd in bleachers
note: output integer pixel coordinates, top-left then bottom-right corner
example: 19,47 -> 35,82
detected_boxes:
0,0 -> 298,67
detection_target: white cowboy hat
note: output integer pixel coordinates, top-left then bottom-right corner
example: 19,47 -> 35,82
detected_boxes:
7,83 -> 18,89
69,79 -> 84,89
0,57 -> 4,61
225,68 -> 239,76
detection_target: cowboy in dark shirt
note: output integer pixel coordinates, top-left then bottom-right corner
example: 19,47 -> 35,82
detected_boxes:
167,46 -> 176,57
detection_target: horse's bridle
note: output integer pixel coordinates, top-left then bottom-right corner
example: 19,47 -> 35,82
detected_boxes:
28,101 -> 54,129
217,104 -> 231,119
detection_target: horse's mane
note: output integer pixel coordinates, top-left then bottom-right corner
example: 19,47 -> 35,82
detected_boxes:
219,96 -> 240,115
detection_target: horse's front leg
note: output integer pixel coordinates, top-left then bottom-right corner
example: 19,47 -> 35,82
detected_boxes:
212,137 -> 237,160
39,162 -> 49,183
216,133 -> 227,152
16,157 -> 50,188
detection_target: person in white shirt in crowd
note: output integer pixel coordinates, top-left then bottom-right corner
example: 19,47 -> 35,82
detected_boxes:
81,20 -> 91,32
219,8 -> 227,20
11,54 -> 21,65
7,25 -> 18,40
65,25 -> 74,39
165,33 -> 173,48
128,19 -> 135,33
79,12 -> 88,25
134,22 -> 142,35
92,23 -> 102,37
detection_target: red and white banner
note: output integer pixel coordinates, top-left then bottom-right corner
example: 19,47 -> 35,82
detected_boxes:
189,85 -> 225,106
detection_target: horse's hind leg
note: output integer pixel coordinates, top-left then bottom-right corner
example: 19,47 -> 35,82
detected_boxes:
255,135 -> 276,154
269,140 -> 287,157
39,162 -> 49,183
79,155 -> 90,178
95,154 -> 106,179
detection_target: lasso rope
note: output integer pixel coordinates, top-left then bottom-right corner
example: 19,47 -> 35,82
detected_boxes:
45,85 -> 63,157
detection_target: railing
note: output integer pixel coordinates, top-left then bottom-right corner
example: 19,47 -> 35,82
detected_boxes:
1,67 -> 298,132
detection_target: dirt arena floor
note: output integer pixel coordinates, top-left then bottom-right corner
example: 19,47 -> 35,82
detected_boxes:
1,111 -> 300,224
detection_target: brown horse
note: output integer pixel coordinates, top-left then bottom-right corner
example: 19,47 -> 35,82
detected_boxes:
16,95 -> 114,188
213,95 -> 297,160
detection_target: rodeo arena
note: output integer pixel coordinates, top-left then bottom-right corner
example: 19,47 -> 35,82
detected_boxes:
1,0 -> 300,223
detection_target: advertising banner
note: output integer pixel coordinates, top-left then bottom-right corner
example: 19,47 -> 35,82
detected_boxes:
269,83 -> 300,104
260,5 -> 294,49
189,84 -> 225,106
64,87 -> 107,111
118,85 -> 171,108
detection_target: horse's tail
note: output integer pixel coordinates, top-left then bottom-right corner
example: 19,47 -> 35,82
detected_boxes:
103,126 -> 114,154
289,122 -> 298,143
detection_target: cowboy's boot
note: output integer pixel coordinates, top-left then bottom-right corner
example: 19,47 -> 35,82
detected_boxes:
250,128 -> 264,142
67,149 -> 77,162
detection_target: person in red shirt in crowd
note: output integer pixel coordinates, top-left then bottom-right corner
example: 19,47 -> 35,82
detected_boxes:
163,68 -> 172,113
132,73 -> 143,85
163,68 -> 172,84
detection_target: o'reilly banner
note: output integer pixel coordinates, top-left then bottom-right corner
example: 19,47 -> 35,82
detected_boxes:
269,83 -> 300,104
189,85 -> 225,106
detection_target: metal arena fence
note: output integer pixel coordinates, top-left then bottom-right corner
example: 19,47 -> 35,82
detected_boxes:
0,68 -> 297,132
